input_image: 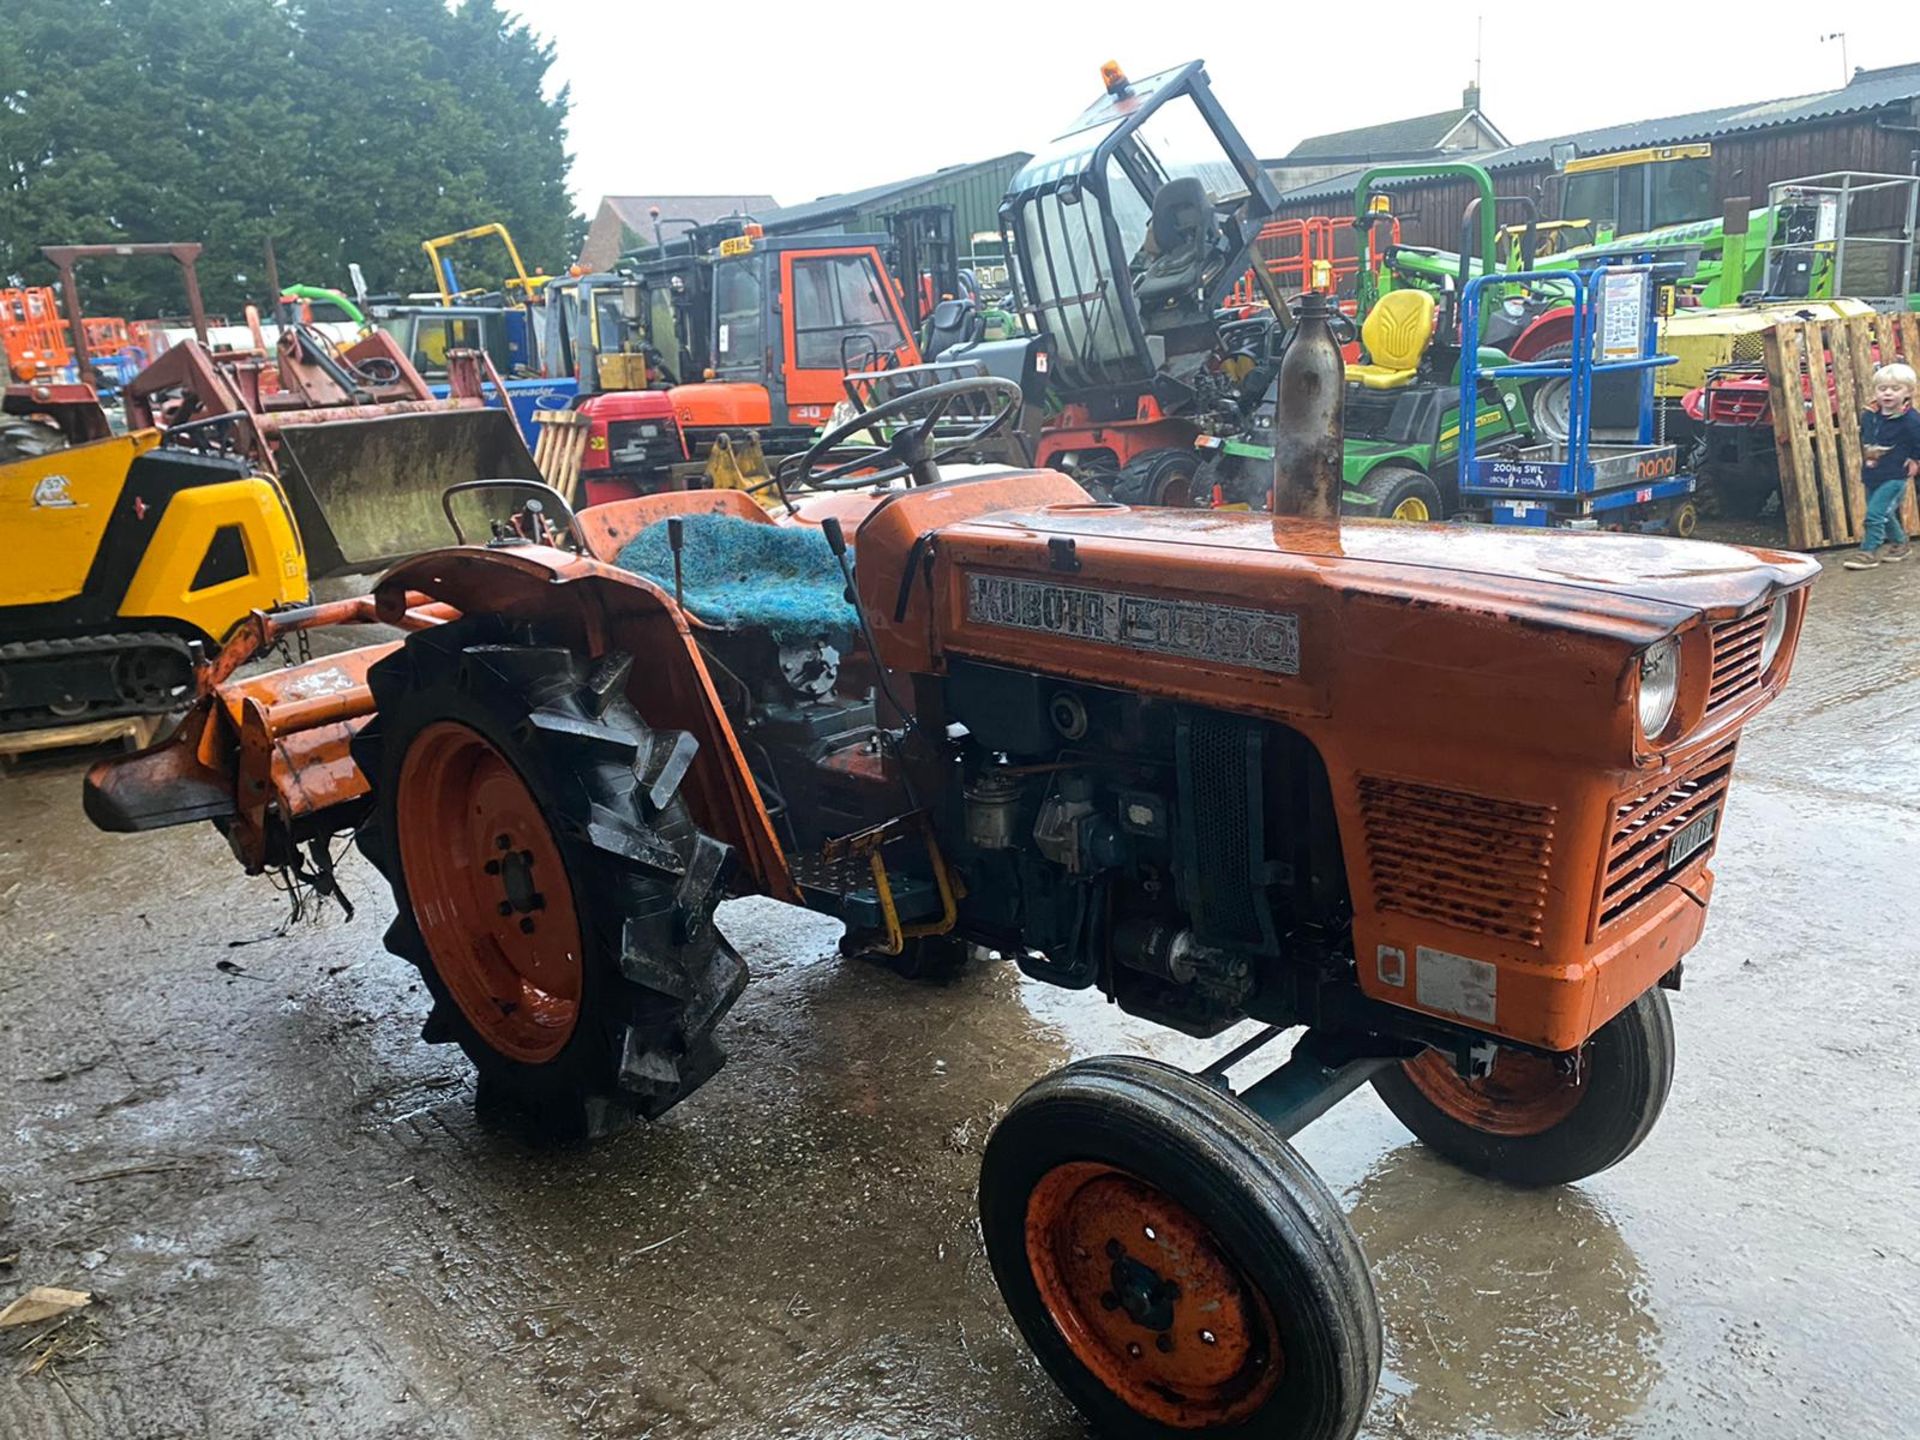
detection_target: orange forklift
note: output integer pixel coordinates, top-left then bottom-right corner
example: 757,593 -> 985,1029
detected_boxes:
87,274 -> 1814,1434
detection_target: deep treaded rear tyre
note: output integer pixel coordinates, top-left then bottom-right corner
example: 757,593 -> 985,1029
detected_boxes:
0,419 -> 66,464
1112,448 -> 1203,508
981,1056 -> 1381,1439
351,615 -> 747,1140
1372,988 -> 1675,1188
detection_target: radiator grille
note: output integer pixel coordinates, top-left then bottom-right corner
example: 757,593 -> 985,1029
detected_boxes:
1181,711 -> 1262,947
1356,778 -> 1556,946
1598,739 -> 1739,929
1706,608 -> 1772,717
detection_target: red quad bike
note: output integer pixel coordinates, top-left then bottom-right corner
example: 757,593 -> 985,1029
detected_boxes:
86,366 -> 1815,1439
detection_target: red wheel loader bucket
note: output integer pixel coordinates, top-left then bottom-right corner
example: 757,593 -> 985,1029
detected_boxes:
271,406 -> 540,579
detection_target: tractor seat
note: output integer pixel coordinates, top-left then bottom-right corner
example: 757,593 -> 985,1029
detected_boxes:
925,297 -> 983,360
615,513 -> 856,641
1348,289 -> 1437,390
1134,177 -> 1218,308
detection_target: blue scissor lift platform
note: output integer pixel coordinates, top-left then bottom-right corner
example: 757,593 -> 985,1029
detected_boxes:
1457,264 -> 1695,530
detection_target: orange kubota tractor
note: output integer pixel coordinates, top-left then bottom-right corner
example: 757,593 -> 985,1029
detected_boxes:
84,314 -> 1814,1436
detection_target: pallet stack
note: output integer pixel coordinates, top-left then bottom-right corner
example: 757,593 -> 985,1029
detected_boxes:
0,713 -> 163,771
532,408 -> 591,505
1762,312 -> 1920,550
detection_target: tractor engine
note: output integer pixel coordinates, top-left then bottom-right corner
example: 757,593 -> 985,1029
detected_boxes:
936,659 -> 1351,1037
694,617 -> 1351,1037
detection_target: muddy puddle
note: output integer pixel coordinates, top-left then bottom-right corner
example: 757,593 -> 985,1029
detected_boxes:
1,538 -> 1915,1439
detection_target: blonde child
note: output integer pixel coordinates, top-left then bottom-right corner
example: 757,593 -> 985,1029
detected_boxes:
1843,362 -> 1920,569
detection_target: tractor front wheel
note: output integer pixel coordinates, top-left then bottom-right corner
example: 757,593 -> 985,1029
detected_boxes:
1372,988 -> 1675,1188
981,1056 -> 1381,1439
351,615 -> 747,1140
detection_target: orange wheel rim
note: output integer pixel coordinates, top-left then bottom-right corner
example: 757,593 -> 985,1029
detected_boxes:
1025,1162 -> 1282,1428
1403,1047 -> 1586,1137
396,721 -> 584,1064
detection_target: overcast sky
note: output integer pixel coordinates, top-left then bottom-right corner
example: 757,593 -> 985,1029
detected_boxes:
512,0 -> 1909,213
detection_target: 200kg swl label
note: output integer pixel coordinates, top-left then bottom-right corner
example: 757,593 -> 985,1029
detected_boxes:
965,574 -> 1300,676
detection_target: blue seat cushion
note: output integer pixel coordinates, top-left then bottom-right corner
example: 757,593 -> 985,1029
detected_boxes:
615,513 -> 857,642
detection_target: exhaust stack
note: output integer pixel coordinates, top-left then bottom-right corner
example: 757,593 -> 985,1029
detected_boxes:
1270,291 -> 1345,521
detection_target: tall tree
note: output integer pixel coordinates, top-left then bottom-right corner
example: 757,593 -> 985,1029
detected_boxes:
0,0 -> 576,318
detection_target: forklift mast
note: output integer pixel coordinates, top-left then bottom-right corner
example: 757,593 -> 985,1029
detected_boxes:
886,205 -> 962,332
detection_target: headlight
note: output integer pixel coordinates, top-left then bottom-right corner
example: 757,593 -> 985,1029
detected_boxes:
1637,638 -> 1680,739
1758,600 -> 1789,671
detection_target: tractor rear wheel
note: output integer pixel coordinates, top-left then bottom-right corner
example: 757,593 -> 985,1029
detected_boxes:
1354,465 -> 1444,522
0,419 -> 66,464
981,1056 -> 1381,1439
1372,988 -> 1675,1188
351,615 -> 747,1140
1114,448 -> 1204,508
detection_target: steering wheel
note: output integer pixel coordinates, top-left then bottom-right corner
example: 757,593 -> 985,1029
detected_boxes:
778,374 -> 1024,492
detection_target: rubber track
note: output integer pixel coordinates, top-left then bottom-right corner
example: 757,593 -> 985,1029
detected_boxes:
0,631 -> 196,731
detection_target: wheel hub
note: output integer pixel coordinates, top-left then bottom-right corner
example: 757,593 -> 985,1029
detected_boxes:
491,842 -> 544,920
1403,1045 -> 1588,1136
1107,1245 -> 1177,1333
395,721 -> 584,1064
1024,1161 -> 1282,1424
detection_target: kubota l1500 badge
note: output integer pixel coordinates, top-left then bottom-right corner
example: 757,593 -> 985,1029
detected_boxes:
966,574 -> 1300,675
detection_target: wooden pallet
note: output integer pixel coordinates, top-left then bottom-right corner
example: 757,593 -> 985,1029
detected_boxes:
532,408 -> 590,506
0,713 -> 163,770
1763,312 -> 1920,549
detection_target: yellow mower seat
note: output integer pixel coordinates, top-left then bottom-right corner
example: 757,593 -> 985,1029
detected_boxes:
1348,289 -> 1437,390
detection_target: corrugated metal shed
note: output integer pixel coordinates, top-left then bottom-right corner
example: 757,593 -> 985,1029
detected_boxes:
758,153 -> 1031,243
1275,62 -> 1920,209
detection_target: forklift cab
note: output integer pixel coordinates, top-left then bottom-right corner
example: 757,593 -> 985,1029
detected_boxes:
1001,60 -> 1282,410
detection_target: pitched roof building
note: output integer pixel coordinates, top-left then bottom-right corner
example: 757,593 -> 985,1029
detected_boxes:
577,194 -> 778,271
1266,85 -> 1509,194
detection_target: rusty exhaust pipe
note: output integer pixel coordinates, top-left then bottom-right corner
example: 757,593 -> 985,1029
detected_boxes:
1270,291 -> 1345,521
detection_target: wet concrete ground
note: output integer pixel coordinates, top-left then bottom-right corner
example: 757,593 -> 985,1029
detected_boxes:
2,527 -> 1916,1439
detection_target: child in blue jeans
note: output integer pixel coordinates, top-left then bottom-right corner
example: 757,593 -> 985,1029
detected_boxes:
1843,362 -> 1920,570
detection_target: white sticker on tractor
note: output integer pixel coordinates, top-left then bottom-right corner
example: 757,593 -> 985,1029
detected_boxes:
1415,946 -> 1497,1024
966,574 -> 1300,675
31,476 -> 77,508
282,666 -> 358,700
1376,944 -> 1407,987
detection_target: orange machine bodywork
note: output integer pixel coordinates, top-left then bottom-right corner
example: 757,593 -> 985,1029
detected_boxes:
666,381 -> 772,431
90,472 -> 1815,1056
